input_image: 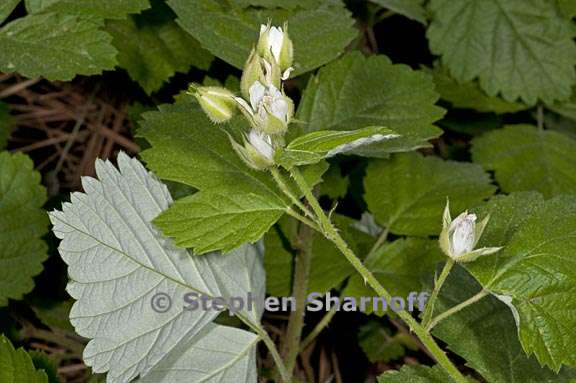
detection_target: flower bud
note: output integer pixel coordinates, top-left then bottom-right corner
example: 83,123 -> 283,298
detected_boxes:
190,85 -> 236,123
257,22 -> 294,72
230,130 -> 276,170
439,200 -> 502,263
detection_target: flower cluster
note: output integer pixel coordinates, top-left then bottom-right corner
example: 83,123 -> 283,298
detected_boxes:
439,200 -> 502,263
190,23 -> 294,170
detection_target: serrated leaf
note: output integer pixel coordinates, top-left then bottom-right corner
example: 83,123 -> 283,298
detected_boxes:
25,0 -> 150,19
432,266 -> 576,383
0,102 -> 11,149
0,336 -> 48,383
364,152 -> 496,236
167,0 -> 357,76
344,238 -> 444,316
0,0 -> 19,25
139,324 -> 258,382
472,124 -> 576,198
378,364 -> 457,383
0,13 -> 117,81
154,188 -> 287,254
466,193 -> 576,371
0,152 -> 48,307
369,0 -> 426,24
428,0 -> 576,105
296,52 -> 444,157
139,104 -> 326,253
106,1 -> 213,94
50,152 -> 264,382
429,64 -> 528,114
277,127 -> 398,168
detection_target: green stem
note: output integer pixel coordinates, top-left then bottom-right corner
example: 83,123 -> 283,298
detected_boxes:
286,208 -> 321,233
421,259 -> 455,328
282,219 -> 314,380
259,329 -> 291,382
289,168 -> 467,383
271,167 -> 315,220
300,305 -> 338,351
427,289 -> 489,332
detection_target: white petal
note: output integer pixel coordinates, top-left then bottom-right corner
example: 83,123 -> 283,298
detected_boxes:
248,130 -> 274,160
449,213 -> 477,256
259,24 -> 268,36
281,67 -> 294,80
234,97 -> 254,116
249,81 -> 266,110
270,98 -> 289,121
268,27 -> 284,61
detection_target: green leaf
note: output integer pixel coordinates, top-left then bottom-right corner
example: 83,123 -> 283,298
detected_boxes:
429,64 -> 528,114
427,0 -> 576,105
25,0 -> 150,19
364,152 -> 496,236
277,127 -> 399,168
466,193 -> 576,371
0,102 -> 11,149
139,104 -> 283,199
0,13 -> 117,81
106,1 -> 213,94
29,352 -> 59,383
548,96 -> 576,122
319,164 -> 349,199
32,301 -> 74,332
296,52 -> 445,157
344,238 -> 444,316
155,188 -> 287,254
50,152 -> 265,382
139,104 -> 328,254
0,152 -> 48,307
0,0 -> 19,25
558,0 -> 576,18
432,266 -> 576,383
472,124 -> 576,198
263,226 -> 293,296
167,0 -> 357,76
369,0 -> 426,24
378,364 -> 457,383
0,336 -> 48,383
359,320 -> 418,363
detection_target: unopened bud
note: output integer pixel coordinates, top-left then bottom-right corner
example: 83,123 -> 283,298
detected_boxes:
190,85 -> 236,123
257,22 -> 294,72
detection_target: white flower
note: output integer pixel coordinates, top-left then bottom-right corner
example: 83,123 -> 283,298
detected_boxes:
258,23 -> 294,74
439,200 -> 502,263
235,81 -> 293,134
